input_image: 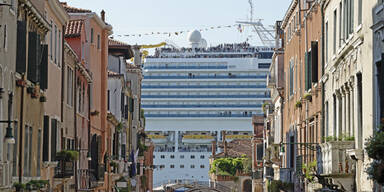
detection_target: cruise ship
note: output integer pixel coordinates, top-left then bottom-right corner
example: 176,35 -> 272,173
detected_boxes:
141,30 -> 272,186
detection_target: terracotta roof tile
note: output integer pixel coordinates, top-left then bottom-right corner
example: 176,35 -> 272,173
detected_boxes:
214,139 -> 252,158
65,19 -> 83,38
109,38 -> 130,47
60,2 -> 92,13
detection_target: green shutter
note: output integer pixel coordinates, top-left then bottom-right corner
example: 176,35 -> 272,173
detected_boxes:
305,52 -> 308,91
16,21 -> 27,74
308,51 -> 312,90
129,97 -> 134,112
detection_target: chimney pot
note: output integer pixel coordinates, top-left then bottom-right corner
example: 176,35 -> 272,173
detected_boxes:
101,10 -> 105,22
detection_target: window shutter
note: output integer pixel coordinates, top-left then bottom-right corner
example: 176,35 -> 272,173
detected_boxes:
16,21 -> 27,74
129,97 -> 134,112
305,52 -> 308,90
124,104 -> 129,119
43,116 -> 49,162
97,135 -> 102,162
308,51 -> 312,89
51,119 -> 57,161
121,94 -> 125,117
311,41 -> 319,83
40,44 -> 48,89
27,32 -> 40,83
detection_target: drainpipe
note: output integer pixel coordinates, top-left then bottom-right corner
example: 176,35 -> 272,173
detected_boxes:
320,0 -> 325,143
88,82 -> 92,188
74,65 -> 78,192
18,74 -> 25,183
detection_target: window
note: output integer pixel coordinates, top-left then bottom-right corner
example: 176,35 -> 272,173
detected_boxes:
190,155 -> 195,159
58,30 -> 61,67
54,25 -> 57,63
170,164 -> 175,168
180,155 -> 184,159
333,10 -> 337,54
160,155 -> 165,159
107,90 -> 110,110
50,21 -> 53,60
200,155 -> 204,159
97,34 -> 100,49
37,129 -> 42,176
339,2 -> 342,47
305,51 -> 312,90
160,165 -> 165,169
180,165 -> 184,168
67,67 -> 74,106
358,0 -> 362,25
153,155 -> 155,159
325,102 -> 329,137
190,165 -> 195,168
51,119 -> 58,161
311,41 -> 319,83
325,22 -> 329,63
23,125 -> 33,177
289,59 -> 294,95
3,24 -> 7,50
90,28 -> 94,43
170,155 -> 175,159
200,165 -> 205,168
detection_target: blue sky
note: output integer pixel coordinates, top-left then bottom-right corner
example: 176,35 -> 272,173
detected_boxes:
64,0 -> 291,48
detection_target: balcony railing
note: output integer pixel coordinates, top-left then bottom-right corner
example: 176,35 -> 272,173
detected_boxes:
142,85 -> 267,89
54,160 -> 74,178
279,168 -> 294,184
143,75 -> 267,79
320,141 -> 355,176
142,95 -> 270,99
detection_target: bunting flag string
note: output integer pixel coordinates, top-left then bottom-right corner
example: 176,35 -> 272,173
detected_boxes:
112,24 -> 245,38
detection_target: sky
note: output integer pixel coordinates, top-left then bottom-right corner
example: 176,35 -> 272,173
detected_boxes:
64,0 -> 291,48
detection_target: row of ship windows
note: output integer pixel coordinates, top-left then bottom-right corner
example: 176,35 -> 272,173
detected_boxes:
142,101 -> 262,105
144,72 -> 267,77
154,154 -> 205,159
158,164 -> 205,169
144,111 -> 259,115
142,82 -> 266,86
142,91 -> 269,96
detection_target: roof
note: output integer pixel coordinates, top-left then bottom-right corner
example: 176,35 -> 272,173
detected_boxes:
109,38 -> 130,47
214,139 -> 252,158
65,19 -> 83,38
60,2 -> 92,13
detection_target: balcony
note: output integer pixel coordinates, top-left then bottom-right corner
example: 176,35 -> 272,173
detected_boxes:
144,66 -> 227,70
320,141 -> 355,176
54,160 -> 74,178
279,168 -> 294,184
147,135 -> 168,144
182,135 -> 215,144
142,104 -> 261,108
144,113 -> 260,118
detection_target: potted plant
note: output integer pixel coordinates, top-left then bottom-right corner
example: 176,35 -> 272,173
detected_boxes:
295,100 -> 302,109
56,150 -> 79,161
262,101 -> 271,113
39,95 -> 47,102
13,182 -> 26,192
16,79 -> 26,87
303,93 -> 312,102
90,110 -> 100,116
365,130 -> 384,185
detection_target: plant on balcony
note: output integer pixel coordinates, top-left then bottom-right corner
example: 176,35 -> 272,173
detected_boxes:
365,130 -> 384,184
116,122 -> 123,132
39,95 -> 47,102
302,160 -> 317,183
303,93 -> 312,102
56,150 -> 79,161
295,100 -> 302,109
16,79 -> 26,87
26,180 -> 49,190
262,101 -> 271,113
268,180 -> 294,192
90,110 -> 100,116
13,182 -> 26,192
323,136 -> 337,142
209,157 -> 249,176
138,141 -> 148,156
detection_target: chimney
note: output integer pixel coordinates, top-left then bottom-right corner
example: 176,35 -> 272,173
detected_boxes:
222,131 -> 227,156
101,10 -> 105,22
212,141 -> 216,156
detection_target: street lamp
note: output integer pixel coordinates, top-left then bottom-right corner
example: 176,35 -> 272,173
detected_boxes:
279,143 -> 285,156
87,152 -> 92,161
0,92 -> 16,144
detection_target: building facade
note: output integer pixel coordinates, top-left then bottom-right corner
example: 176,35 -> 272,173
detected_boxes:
321,0 -> 375,191
0,0 -> 18,190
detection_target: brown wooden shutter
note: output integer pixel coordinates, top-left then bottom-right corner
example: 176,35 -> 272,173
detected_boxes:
51,119 -> 57,161
40,44 -> 48,89
27,32 -> 40,83
43,116 -> 49,161
16,21 -> 27,74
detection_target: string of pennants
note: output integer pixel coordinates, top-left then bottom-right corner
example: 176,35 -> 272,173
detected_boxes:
112,24 -> 245,38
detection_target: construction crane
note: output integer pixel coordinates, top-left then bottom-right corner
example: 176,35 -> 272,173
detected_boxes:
131,42 -> 167,66
236,0 -> 275,47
